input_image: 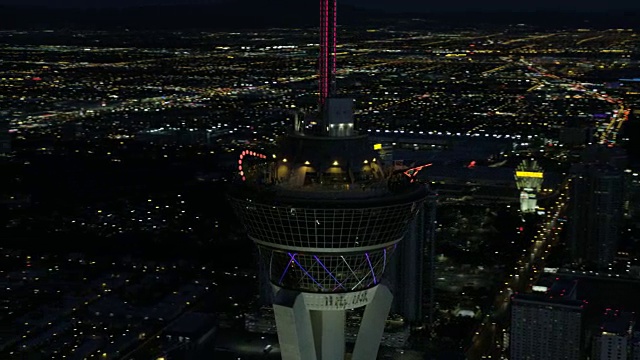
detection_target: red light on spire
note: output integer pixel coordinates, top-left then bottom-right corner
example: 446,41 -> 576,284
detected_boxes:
319,0 -> 336,107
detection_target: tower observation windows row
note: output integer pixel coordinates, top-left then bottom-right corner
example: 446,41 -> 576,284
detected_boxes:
230,199 -> 423,249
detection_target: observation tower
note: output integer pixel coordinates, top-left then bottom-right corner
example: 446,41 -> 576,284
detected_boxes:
227,1 -> 429,359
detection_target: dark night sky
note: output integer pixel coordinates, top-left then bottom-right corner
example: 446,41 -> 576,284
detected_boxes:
0,0 -> 638,12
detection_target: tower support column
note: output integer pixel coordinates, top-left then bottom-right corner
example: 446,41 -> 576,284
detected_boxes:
273,289 -> 317,360
272,285 -> 392,360
311,310 -> 345,360
351,284 -> 393,360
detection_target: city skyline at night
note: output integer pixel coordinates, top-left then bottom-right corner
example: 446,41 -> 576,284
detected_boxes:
1,1 -> 640,359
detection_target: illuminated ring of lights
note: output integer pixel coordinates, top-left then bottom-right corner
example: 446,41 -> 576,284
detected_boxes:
238,149 -> 268,181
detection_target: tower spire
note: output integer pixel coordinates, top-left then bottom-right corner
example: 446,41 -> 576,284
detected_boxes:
319,0 -> 337,108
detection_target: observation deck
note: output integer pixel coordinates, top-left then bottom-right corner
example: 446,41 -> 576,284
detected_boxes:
228,133 -> 428,294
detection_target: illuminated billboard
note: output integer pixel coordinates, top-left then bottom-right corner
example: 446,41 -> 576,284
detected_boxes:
516,171 -> 543,178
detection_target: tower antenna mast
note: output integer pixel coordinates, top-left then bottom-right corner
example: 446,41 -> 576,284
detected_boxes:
319,0 -> 337,108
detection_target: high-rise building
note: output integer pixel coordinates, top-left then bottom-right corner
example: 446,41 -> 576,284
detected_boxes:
559,125 -> 592,147
568,162 -> 625,268
373,140 -> 438,326
227,2 -> 428,359
387,193 -> 437,324
592,309 -> 636,360
581,144 -> 628,170
0,114 -> 10,154
632,330 -> 640,360
515,159 -> 544,214
509,280 -> 586,360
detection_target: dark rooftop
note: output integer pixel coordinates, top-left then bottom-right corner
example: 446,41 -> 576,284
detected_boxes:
165,312 -> 217,338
